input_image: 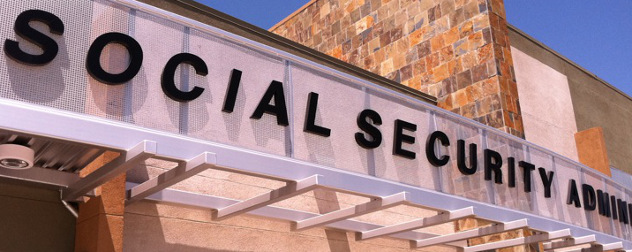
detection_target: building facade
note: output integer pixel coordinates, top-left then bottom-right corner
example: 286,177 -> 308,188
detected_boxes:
0,0 -> 630,252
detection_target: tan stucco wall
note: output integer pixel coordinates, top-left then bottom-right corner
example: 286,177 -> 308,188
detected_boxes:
509,26 -> 632,173
510,46 -> 579,161
0,182 -> 76,252
566,72 -> 632,174
124,202 -> 413,252
123,159 -> 457,252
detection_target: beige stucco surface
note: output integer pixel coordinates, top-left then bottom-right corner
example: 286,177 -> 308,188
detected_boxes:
123,202 -> 457,252
509,27 -> 632,174
510,47 -> 579,161
566,72 -> 632,173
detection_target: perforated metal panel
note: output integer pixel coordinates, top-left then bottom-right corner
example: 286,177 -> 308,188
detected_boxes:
0,0 -> 93,112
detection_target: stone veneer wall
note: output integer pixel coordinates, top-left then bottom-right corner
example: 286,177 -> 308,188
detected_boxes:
271,0 -> 524,137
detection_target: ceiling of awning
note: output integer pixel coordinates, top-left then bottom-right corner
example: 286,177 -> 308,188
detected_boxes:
0,132 -> 104,173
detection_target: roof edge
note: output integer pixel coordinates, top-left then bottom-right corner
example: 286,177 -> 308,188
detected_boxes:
508,24 -> 632,103
153,0 -> 437,104
269,0 -> 318,31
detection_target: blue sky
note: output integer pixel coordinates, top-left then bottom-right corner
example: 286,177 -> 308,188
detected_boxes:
505,1 -> 632,97
198,0 -> 631,97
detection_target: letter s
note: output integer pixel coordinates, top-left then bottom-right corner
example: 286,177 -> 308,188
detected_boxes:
4,9 -> 64,65
355,109 -> 382,149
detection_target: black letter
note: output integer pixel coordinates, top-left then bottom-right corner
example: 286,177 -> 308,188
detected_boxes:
161,53 -> 207,102
4,9 -> 64,65
484,149 -> 503,184
508,157 -> 516,187
457,140 -> 477,175
538,168 -> 554,198
582,184 -> 596,211
393,119 -> 416,159
355,109 -> 382,149
304,92 -> 331,137
597,190 -> 611,217
519,161 -> 535,193
567,179 -> 581,208
611,195 -> 618,220
86,32 -> 143,85
628,203 -> 632,226
251,81 -> 289,126
425,131 -> 450,166
618,199 -> 628,224
222,69 -> 242,112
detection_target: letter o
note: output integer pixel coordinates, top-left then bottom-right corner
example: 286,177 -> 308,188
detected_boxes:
86,32 -> 143,85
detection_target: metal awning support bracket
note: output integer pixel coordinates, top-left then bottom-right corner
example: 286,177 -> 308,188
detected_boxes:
462,229 -> 572,252
565,242 -> 625,252
0,167 -> 80,188
543,235 -> 596,251
360,206 -> 475,240
413,218 -> 529,249
598,242 -> 624,252
62,140 -> 156,201
214,174 -> 322,221
126,152 -> 217,204
293,192 -> 409,231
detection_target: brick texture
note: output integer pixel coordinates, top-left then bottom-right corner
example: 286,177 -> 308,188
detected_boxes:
271,0 -> 524,137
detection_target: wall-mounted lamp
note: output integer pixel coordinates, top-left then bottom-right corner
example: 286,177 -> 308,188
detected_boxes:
0,144 -> 34,169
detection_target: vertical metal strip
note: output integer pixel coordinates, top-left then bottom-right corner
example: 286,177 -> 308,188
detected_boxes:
551,157 -> 566,220
363,87 -> 376,177
616,184 -> 627,238
123,9 -> 136,123
615,184 -> 629,239
284,60 -> 294,158
430,111 -> 444,193
178,27 -> 190,135
622,187 -> 632,240
523,145 -> 538,212
480,128 -> 495,204
579,168 -> 595,231
604,178 -> 617,236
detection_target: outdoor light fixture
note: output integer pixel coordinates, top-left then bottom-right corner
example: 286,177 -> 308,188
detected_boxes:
0,144 -> 34,169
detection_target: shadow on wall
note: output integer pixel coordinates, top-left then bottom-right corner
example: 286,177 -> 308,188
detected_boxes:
124,162 -> 221,252
222,74 -> 246,142
75,195 -> 118,251
5,33 -> 69,104
314,188 -> 353,252
86,47 -> 149,122
0,181 -> 76,252
123,163 -> 356,251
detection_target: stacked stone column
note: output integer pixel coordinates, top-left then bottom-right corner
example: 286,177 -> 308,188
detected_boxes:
272,0 -> 523,138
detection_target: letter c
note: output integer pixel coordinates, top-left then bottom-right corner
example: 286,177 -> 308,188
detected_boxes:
425,131 -> 450,166
161,53 -> 207,102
